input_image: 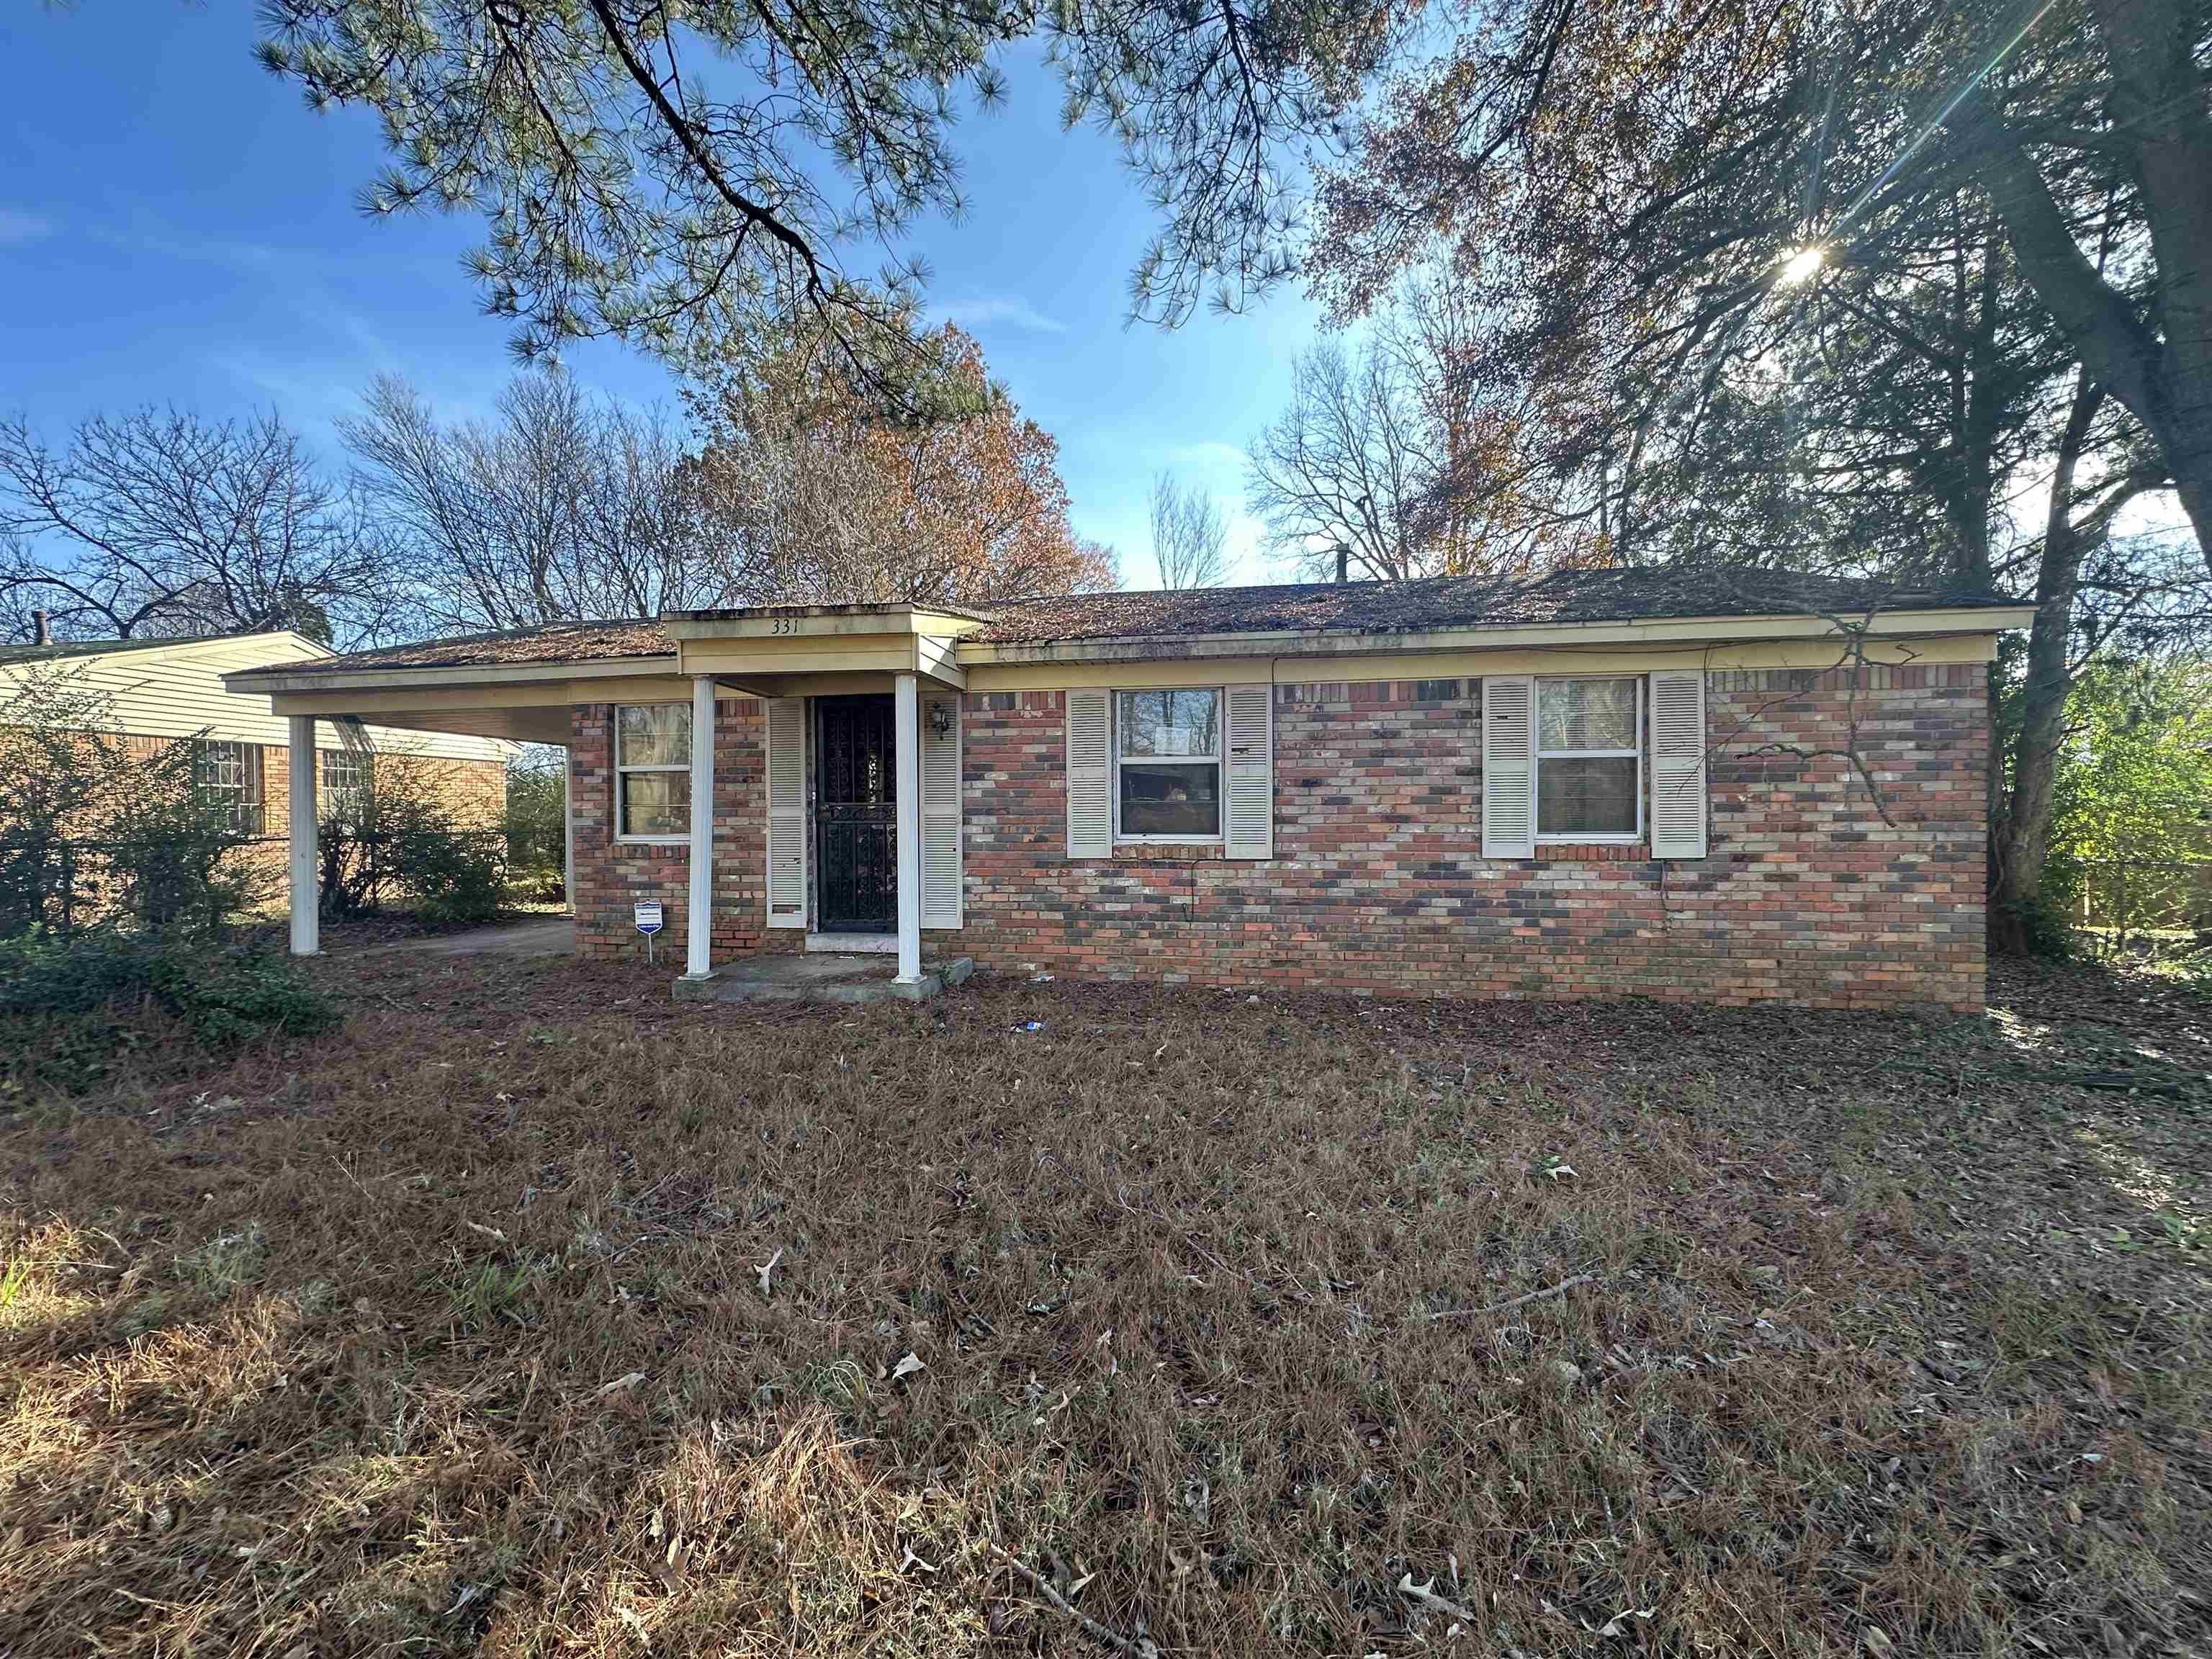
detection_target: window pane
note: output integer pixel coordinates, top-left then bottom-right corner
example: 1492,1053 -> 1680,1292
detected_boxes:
619,703 -> 691,767
321,751 -> 370,824
1539,678 -> 1637,752
1539,755 -> 1638,837
1118,689 -> 1219,758
1118,762 -> 1220,837
621,770 -> 691,837
194,741 -> 243,795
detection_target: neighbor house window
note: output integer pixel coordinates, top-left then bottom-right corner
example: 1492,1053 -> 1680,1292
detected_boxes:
1536,677 -> 1641,840
1115,688 -> 1221,840
191,739 -> 264,834
615,703 -> 691,840
320,747 -> 372,828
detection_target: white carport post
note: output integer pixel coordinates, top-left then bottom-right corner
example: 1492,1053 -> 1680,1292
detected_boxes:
287,714 -> 319,956
893,671 -> 922,984
683,675 -> 716,979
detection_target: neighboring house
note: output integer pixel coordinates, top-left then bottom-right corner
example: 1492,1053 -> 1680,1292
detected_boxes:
1,630 -> 511,873
226,568 -> 2033,1010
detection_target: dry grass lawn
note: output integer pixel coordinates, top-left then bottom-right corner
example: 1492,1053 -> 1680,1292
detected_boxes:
2,950 -> 2208,1657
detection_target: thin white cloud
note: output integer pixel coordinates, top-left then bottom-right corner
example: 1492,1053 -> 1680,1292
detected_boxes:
0,208 -> 55,246
935,294 -> 1068,336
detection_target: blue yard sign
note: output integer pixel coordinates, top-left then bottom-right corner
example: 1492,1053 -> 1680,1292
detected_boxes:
634,901 -> 663,963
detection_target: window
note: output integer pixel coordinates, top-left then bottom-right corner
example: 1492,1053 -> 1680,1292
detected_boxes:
192,739 -> 264,833
1115,688 -> 1221,840
320,747 -> 371,827
615,703 -> 691,840
1535,678 -> 1641,840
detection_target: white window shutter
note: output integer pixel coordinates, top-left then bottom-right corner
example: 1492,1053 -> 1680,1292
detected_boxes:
920,693 -> 962,927
1481,675 -> 1536,858
1223,683 -> 1273,858
1650,670 -> 1708,858
765,696 -> 808,927
1066,688 -> 1112,857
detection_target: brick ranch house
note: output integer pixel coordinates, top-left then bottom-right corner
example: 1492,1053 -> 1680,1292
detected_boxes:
2,629 -> 510,901
225,568 -> 2032,1010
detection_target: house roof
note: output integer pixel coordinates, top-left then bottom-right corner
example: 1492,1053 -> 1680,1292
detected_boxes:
971,567 -> 2015,646
227,619 -> 678,678
0,629 -> 313,666
227,567 -> 2020,680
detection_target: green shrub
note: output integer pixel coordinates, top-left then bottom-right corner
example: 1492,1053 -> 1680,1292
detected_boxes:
502,753 -> 567,904
387,804 -> 504,924
0,932 -> 338,1092
2,666 -> 265,939
2167,947 -> 2212,1002
107,792 -> 264,934
315,748 -> 506,925
2042,658 -> 2212,951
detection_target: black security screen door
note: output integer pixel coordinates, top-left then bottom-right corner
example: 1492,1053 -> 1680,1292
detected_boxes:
814,695 -> 897,932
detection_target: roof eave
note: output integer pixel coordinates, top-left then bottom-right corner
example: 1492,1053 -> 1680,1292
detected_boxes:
222,652 -> 682,696
217,603 -> 2036,692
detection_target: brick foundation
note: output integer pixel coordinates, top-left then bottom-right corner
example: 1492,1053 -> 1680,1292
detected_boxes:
569,666 -> 1990,1010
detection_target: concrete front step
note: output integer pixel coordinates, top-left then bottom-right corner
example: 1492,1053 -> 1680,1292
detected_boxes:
672,953 -> 974,1006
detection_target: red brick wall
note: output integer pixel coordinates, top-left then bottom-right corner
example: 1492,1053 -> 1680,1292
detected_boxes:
570,699 -> 793,963
954,665 -> 1988,1011
565,664 -> 1990,1010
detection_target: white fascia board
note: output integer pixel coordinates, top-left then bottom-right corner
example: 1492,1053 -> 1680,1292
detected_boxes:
662,605 -> 986,641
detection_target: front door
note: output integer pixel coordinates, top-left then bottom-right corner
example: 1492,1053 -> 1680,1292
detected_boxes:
814,694 -> 897,933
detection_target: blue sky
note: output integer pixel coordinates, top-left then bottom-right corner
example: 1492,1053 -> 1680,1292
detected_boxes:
0,5 -> 1328,590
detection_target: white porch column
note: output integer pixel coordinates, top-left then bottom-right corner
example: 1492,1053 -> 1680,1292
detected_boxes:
287,714 -> 319,956
893,671 -> 922,983
683,676 -> 716,979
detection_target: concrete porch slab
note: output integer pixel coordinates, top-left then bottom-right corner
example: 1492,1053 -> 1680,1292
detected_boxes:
672,952 -> 974,1006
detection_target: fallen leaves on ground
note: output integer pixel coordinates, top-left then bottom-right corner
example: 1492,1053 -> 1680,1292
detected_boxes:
0,953 -> 2204,1655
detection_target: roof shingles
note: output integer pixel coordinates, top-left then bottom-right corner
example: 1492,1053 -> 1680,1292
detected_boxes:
969,567 -> 2013,646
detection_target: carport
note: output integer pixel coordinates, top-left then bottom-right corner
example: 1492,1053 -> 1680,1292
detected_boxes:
222,605 -> 979,988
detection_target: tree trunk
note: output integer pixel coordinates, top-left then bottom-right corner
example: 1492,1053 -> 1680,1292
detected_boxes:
1989,372 -> 2103,953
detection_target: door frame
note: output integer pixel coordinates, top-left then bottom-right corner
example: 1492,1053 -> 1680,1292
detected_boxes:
809,691 -> 899,936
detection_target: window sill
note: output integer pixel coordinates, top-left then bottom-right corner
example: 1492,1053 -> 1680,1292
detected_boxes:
615,835 -> 690,848
1112,840 -> 1224,862
1532,841 -> 1648,862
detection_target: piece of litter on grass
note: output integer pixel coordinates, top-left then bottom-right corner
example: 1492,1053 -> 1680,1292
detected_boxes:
1030,971 -> 1053,982
1544,1161 -> 1577,1181
464,1220 -> 508,1244
1397,1573 -> 1480,1624
443,1583 -> 482,1619
1595,1609 -> 1654,1638
899,1545 -> 939,1574
891,1352 -> 926,1380
1016,1020 -> 1046,1032
593,1370 -> 646,1401
756,1246 -> 783,1299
